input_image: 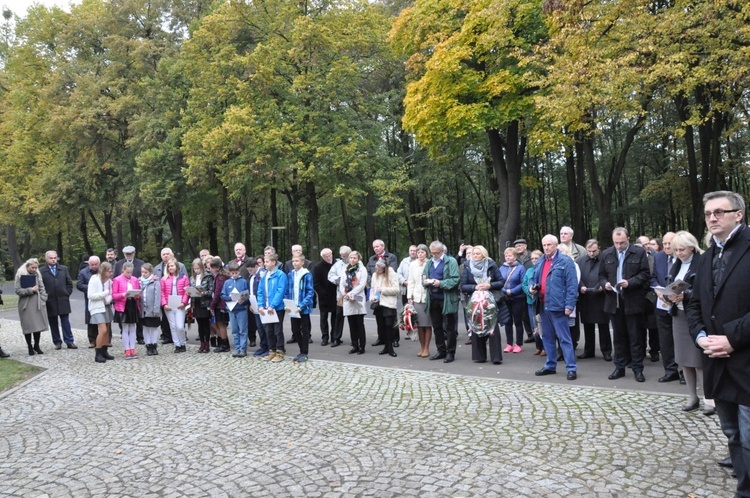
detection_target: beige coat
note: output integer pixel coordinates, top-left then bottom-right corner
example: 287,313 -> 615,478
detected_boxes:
15,267 -> 49,334
407,259 -> 429,303
370,268 -> 400,310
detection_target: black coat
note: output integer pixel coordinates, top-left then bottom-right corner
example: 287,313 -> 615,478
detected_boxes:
576,254 -> 608,324
312,260 -> 337,312
77,266 -> 95,323
114,258 -> 144,278
687,224 -> 750,404
598,244 -> 650,315
40,264 -> 73,316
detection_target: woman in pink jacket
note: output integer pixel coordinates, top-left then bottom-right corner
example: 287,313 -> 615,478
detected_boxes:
161,258 -> 190,353
112,262 -> 141,359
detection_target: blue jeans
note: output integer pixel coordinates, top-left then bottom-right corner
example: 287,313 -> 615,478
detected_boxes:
715,399 -> 750,497
254,314 -> 268,351
229,309 -> 249,352
540,307 -> 577,373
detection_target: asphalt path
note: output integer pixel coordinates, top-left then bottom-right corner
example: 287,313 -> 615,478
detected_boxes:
0,282 -> 690,396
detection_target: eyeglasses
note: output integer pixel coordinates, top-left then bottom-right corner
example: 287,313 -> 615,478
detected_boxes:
704,209 -> 740,219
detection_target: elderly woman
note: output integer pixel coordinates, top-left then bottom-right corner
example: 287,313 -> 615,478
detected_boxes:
407,244 -> 433,357
660,230 -> 711,414
15,258 -> 49,355
370,259 -> 401,357
500,247 -> 526,353
461,245 -> 504,364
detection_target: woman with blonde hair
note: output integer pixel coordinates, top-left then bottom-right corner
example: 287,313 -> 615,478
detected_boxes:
15,258 -> 49,356
88,262 -> 115,363
407,244 -> 433,357
660,230 -> 711,414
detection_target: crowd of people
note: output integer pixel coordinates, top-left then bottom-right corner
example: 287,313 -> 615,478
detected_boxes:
2,191 -> 748,497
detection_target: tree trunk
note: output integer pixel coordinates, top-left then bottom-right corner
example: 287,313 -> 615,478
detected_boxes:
305,181 -> 320,262
6,225 -> 22,270
365,190 -> 376,249
340,197 -> 354,247
222,186 -> 230,256
208,220 -> 219,257
166,208 -> 183,260
80,210 -> 94,257
487,121 -> 524,255
270,189 -> 280,249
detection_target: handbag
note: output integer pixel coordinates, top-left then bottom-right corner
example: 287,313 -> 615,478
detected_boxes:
370,301 -> 381,311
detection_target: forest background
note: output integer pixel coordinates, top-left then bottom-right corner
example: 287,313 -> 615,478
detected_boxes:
0,0 -> 747,276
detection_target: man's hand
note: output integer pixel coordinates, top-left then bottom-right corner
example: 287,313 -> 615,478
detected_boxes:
580,287 -> 587,294
564,308 -> 573,316
700,335 -> 734,358
617,279 -> 629,288
432,279 -> 440,287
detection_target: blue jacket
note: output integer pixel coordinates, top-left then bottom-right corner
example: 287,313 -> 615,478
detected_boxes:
221,276 -> 250,313
257,269 -> 288,311
530,251 -> 578,312
500,262 -> 525,300
285,269 -> 314,314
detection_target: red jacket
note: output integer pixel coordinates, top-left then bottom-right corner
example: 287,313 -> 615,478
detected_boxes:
160,275 -> 190,307
112,274 -> 141,313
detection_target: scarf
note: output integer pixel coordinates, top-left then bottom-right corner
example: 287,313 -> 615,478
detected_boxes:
469,259 -> 488,280
345,263 -> 359,292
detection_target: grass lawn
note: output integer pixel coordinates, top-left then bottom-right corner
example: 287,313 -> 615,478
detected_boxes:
0,292 -> 19,311
0,358 -> 43,393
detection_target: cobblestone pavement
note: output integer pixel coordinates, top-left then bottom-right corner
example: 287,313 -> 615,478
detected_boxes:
0,320 -> 735,497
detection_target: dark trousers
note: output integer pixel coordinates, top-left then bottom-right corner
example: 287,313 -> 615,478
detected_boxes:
291,314 -> 311,355
374,308 -> 396,354
569,315 -> 580,351
471,326 -> 503,363
49,314 -> 74,345
522,304 -> 533,338
655,309 -> 677,375
254,314 -> 268,350
581,322 -> 612,357
196,316 -> 211,343
429,300 -> 457,355
265,310 -> 285,352
319,309 -> 334,342
504,298 -> 525,346
333,306 -> 345,343
248,311 -> 258,343
715,400 -> 750,497
87,324 -> 98,345
347,314 -> 366,352
610,308 -> 645,372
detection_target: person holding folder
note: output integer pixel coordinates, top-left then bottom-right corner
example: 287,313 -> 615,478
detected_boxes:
285,254 -> 315,363
161,258 -> 190,353
15,258 -> 49,355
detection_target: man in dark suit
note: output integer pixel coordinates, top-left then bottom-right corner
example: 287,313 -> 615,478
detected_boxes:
312,248 -> 337,346
40,250 -> 77,349
576,239 -> 612,361
231,242 -> 257,347
651,232 -> 680,382
599,227 -> 650,382
687,190 -> 750,497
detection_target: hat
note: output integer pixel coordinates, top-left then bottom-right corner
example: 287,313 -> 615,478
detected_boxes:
513,239 -> 527,246
122,245 -> 136,254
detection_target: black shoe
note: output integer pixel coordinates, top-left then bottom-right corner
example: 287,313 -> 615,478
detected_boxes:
356,350 -> 365,355
603,354 -> 613,362
67,343 -> 78,349
717,457 -> 733,469
94,348 -> 106,363
321,340 -> 329,346
577,353 -> 594,359
658,372 -> 680,383
430,353 -> 446,361
28,346 -> 35,356
634,371 -> 645,383
136,339 -> 145,345
349,347 -> 359,354
567,371 -> 577,381
33,345 -> 44,355
162,339 -> 174,345
557,354 -> 563,361
703,406 -> 716,416
393,341 -> 399,348
0,348 -> 8,358
682,400 -> 700,412
248,341 -> 257,348
308,337 -> 313,344
54,343 -> 62,350
650,353 -> 660,362
444,354 -> 454,363
372,340 -> 384,347
524,337 -> 535,344
102,347 -> 114,360
331,340 -> 342,348
389,352 -> 397,357
608,369 -> 625,380
287,338 -> 297,344
535,368 -> 556,376
378,349 -> 388,355
210,337 -> 217,347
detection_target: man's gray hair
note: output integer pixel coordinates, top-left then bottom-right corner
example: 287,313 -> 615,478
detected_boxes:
339,245 -> 352,255
542,234 -> 558,245
429,240 -> 446,253
612,227 -> 629,237
560,226 -> 574,235
703,190 -> 746,214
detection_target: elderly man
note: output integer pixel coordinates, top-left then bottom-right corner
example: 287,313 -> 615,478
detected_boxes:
687,191 -> 750,497
40,250 -> 76,350
77,255 -> 101,348
599,227 -> 650,382
514,238 -> 532,268
312,248 -> 337,346
652,231 -> 679,382
559,226 -> 586,260
114,245 -> 144,278
530,235 -> 579,380
284,244 -> 313,273
326,245 -> 351,347
423,241 -> 460,363
397,245 -> 418,306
